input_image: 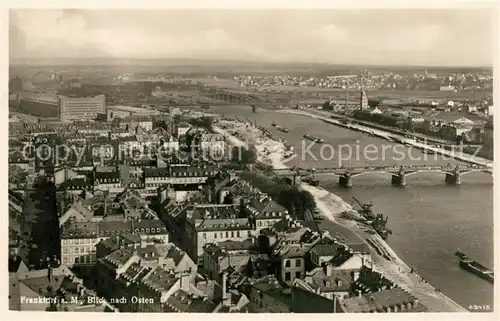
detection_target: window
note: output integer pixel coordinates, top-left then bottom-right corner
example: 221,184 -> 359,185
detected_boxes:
237,231 -> 240,237
295,271 -> 301,279
75,248 -> 79,254
295,259 -> 301,267
247,231 -> 251,237
203,233 -> 207,240
231,231 -> 234,238
81,247 -> 85,253
63,258 -> 68,264
214,233 -> 217,239
225,232 -> 229,238
285,260 -> 291,268
285,272 -> 291,281
63,248 -> 68,254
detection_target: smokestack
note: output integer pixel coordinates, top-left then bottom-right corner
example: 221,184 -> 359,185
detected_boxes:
181,272 -> 190,292
47,263 -> 52,282
344,81 -> 348,110
222,271 -> 228,299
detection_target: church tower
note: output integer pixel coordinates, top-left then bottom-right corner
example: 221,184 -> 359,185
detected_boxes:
360,72 -> 368,110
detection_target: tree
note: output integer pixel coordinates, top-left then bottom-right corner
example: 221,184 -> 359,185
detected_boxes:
368,99 -> 381,108
233,146 -> 258,165
201,117 -> 214,131
322,100 -> 332,110
223,193 -> 234,204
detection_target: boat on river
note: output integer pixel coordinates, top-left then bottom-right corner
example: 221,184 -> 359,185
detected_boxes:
304,133 -> 324,143
353,197 -> 392,240
455,250 -> 494,283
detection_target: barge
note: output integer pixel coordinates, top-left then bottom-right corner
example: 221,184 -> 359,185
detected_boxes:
455,250 -> 494,283
303,133 -> 324,143
277,126 -> 290,133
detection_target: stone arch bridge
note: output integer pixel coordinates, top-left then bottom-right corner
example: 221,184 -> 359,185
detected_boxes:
273,164 -> 492,188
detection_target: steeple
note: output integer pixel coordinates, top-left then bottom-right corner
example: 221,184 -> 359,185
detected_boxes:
359,70 -> 368,110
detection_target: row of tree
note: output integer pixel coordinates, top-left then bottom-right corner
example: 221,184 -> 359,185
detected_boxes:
239,171 -> 316,221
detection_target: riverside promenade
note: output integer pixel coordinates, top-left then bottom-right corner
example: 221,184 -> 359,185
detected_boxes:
216,118 -> 467,312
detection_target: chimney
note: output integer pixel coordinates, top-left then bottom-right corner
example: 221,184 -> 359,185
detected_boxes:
326,264 -> 333,277
180,273 -> 190,292
221,271 -> 228,300
47,264 -> 52,282
221,271 -> 232,307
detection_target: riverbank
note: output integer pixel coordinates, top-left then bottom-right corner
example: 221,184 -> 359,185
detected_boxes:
282,109 -> 492,168
217,117 -> 467,312
301,184 -> 467,312
213,119 -> 288,169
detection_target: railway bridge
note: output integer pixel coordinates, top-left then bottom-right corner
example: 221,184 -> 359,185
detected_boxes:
273,164 -> 492,187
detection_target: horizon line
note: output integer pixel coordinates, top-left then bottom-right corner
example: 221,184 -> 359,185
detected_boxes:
9,57 -> 493,69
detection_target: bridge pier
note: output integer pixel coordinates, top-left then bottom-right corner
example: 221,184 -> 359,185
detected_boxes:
391,173 -> 406,186
339,174 -> 352,188
445,172 -> 461,185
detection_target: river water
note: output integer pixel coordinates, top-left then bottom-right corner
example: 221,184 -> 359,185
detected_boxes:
211,105 -> 494,310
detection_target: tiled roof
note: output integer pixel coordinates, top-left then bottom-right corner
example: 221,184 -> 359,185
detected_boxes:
61,219 -> 167,238
341,287 -> 423,313
307,268 -> 354,292
140,266 -> 178,294
165,291 -> 217,312
312,243 -> 345,257
190,205 -> 239,220
279,244 -> 310,259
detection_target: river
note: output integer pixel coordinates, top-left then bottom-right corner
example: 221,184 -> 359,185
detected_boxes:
210,105 -> 494,311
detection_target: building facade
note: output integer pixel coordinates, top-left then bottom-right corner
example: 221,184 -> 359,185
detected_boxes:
59,94 -> 106,121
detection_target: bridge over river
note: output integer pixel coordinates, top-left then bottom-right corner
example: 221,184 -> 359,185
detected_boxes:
273,164 -> 492,187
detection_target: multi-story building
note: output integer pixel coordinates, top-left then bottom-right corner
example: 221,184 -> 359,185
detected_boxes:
202,239 -> 258,281
60,219 -> 169,268
246,275 -> 292,312
96,244 -> 212,312
10,265 -> 115,312
9,76 -> 24,93
145,165 -> 218,192
196,133 -> 226,159
243,193 -> 288,231
184,204 -> 258,263
93,168 -> 122,193
59,94 -> 106,122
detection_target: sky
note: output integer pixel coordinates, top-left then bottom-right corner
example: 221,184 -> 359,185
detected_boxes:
9,8 -> 495,66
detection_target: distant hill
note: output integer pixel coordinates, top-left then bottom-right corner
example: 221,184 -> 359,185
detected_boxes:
9,57 -> 491,76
